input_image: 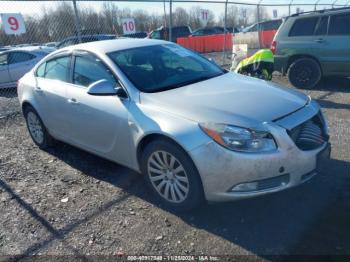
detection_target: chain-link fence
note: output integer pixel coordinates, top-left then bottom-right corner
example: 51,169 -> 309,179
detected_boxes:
0,0 -> 349,118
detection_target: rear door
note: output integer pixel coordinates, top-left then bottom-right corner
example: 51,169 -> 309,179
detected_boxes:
324,12 -> 350,75
8,51 -> 37,82
0,53 -> 11,88
287,16 -> 328,64
34,55 -> 72,139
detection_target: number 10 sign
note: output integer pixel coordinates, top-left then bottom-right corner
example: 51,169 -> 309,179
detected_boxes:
1,13 -> 26,35
121,18 -> 136,35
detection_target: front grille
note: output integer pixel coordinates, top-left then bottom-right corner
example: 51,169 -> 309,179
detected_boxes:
288,113 -> 328,151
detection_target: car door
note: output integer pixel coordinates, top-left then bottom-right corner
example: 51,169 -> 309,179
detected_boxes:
323,12 -> 350,75
65,51 -> 130,157
8,51 -> 37,82
34,55 -> 72,139
287,16 -> 327,62
0,53 -> 11,88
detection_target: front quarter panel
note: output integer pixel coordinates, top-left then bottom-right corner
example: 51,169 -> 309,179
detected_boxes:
127,102 -> 211,171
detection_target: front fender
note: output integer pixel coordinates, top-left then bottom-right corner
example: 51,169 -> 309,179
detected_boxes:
127,102 -> 210,170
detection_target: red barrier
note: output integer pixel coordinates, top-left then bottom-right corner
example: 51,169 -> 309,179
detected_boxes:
177,33 -> 232,53
259,30 -> 278,49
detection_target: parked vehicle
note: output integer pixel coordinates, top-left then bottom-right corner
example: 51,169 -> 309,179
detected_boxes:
190,27 -> 239,37
45,42 -> 58,48
273,7 -> 350,89
18,39 -> 330,211
0,47 -> 9,52
0,47 -> 52,89
57,34 -> 116,49
122,32 -> 148,39
233,19 -> 283,49
191,27 -> 225,36
148,26 -> 192,42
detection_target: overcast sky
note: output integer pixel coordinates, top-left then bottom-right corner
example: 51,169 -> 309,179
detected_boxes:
0,0 -> 348,22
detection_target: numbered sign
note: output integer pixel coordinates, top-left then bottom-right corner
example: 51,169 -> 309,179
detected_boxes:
200,9 -> 209,26
0,13 -> 26,35
273,9 -> 278,18
121,18 -> 135,35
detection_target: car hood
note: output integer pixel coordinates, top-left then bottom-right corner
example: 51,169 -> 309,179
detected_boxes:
140,72 -> 308,128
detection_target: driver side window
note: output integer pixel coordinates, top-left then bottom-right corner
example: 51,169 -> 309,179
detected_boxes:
73,55 -> 116,87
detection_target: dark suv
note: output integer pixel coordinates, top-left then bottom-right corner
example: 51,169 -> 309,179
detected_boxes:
148,26 -> 192,42
273,8 -> 350,89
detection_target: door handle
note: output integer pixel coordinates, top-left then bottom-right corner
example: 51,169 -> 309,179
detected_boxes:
314,38 -> 324,43
67,98 -> 79,105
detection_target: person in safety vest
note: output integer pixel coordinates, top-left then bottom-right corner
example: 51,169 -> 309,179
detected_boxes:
231,49 -> 274,81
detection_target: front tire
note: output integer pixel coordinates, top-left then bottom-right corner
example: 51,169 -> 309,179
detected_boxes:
24,106 -> 53,149
287,58 -> 322,89
141,139 -> 204,211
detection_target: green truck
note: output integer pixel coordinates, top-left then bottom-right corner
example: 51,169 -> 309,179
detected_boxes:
272,7 -> 350,89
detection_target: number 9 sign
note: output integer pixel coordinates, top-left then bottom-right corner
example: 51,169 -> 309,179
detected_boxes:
1,13 -> 26,35
121,18 -> 136,35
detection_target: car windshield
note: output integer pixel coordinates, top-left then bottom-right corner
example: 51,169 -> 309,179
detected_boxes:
108,44 -> 225,93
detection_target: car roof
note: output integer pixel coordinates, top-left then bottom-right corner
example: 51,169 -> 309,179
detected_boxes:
62,34 -> 115,41
3,46 -> 50,53
289,7 -> 350,19
59,38 -> 169,54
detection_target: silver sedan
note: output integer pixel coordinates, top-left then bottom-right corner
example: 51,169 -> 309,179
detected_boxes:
17,39 -> 331,211
0,47 -> 52,89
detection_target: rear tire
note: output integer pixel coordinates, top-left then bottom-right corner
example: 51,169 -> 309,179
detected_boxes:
24,105 -> 53,149
141,139 -> 204,211
287,58 -> 322,89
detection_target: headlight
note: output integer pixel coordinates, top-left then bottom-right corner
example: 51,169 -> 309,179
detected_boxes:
199,123 -> 277,153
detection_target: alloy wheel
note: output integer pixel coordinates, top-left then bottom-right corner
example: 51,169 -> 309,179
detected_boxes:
147,150 -> 189,203
27,112 -> 44,145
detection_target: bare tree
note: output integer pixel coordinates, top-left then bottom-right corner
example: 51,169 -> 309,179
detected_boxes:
173,7 -> 190,26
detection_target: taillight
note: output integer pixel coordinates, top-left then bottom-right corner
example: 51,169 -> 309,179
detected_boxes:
271,40 -> 277,55
16,80 -> 20,88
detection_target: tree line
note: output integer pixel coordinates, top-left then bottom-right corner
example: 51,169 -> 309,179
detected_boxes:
0,2 -> 270,46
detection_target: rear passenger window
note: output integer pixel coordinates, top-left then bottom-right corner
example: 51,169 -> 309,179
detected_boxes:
329,13 -> 350,35
315,16 -> 328,35
45,56 -> 70,82
36,63 -> 46,77
8,52 -> 35,64
289,17 -> 318,36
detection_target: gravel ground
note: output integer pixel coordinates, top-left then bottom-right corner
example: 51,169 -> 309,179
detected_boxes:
0,72 -> 349,260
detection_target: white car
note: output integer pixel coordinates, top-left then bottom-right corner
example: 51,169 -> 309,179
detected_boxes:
0,47 -> 52,89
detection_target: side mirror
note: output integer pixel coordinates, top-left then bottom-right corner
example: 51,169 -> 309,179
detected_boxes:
87,79 -> 127,98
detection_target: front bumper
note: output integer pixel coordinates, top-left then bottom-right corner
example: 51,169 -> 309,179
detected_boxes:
189,106 -> 330,203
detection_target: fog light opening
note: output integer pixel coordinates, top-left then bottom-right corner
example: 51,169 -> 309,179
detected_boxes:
231,182 -> 259,192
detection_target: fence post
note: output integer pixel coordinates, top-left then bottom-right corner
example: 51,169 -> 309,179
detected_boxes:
257,3 -> 261,49
169,0 -> 172,42
72,0 -> 82,43
222,0 -> 228,66
289,0 -> 294,16
163,0 -> 167,28
314,0 -> 320,10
